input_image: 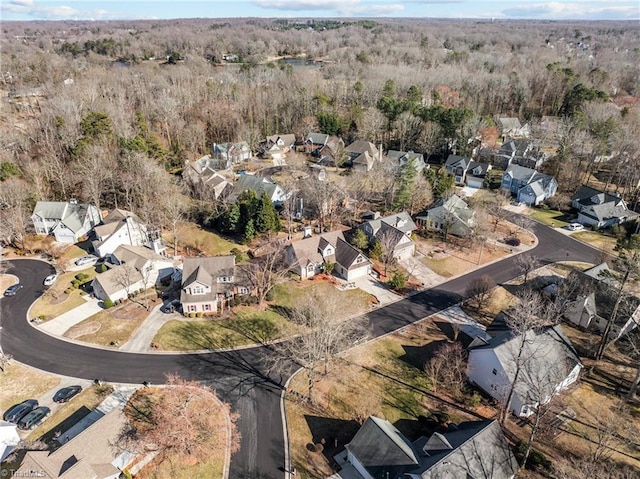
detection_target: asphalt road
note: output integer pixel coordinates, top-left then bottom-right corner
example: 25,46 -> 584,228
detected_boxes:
0,222 -> 604,477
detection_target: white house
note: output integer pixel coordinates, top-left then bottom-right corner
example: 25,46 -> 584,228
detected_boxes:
0,420 -> 20,463
467,323 -> 582,417
91,245 -> 174,303
92,208 -> 164,258
416,194 -> 475,237
31,200 -> 102,244
180,255 -> 252,315
360,212 -> 417,260
285,230 -> 371,281
15,409 -> 136,479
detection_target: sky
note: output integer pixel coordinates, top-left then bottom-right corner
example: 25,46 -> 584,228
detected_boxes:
1,0 -> 638,21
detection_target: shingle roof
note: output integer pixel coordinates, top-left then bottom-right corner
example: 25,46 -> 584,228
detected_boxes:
287,231 -> 344,268
345,140 -> 378,157
182,256 -> 236,289
33,201 -> 96,234
306,132 -> 329,145
230,175 -> 281,202
445,154 -> 471,170
113,245 -> 165,271
334,237 -> 368,270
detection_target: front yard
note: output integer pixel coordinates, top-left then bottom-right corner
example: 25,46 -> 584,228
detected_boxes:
528,207 -> 572,228
572,230 -> 618,256
0,362 -> 60,411
169,223 -> 248,257
30,267 -> 97,319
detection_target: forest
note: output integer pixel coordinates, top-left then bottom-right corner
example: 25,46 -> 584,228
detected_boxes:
0,17 -> 639,245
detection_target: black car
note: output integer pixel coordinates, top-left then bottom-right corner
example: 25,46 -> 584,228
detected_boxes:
4,283 -> 23,297
17,406 -> 50,430
504,237 -> 521,247
53,385 -> 83,403
161,299 -> 181,314
3,399 -> 38,423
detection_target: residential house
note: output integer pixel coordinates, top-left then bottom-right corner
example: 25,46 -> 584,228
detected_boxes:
182,156 -> 233,200
386,150 -> 426,173
501,165 -> 557,205
258,134 -> 296,162
571,185 -> 639,229
360,212 -> 417,260
305,132 -> 329,153
497,117 -> 530,138
331,416 -> 517,479
0,420 -> 19,463
180,255 -> 252,315
228,174 -> 289,205
496,138 -> 547,170
91,245 -> 174,303
563,263 -> 640,339
212,141 -> 252,168
415,194 -> 475,237
312,135 -> 345,166
92,208 -> 164,258
285,230 -> 371,281
31,200 -> 102,244
15,409 -> 136,479
467,322 -> 582,417
465,161 -> 492,188
345,140 -> 380,172
444,154 -> 472,185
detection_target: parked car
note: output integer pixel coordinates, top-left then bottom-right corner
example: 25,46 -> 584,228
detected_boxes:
74,255 -> 96,266
161,299 -> 181,314
504,237 -> 521,247
53,385 -> 82,403
566,222 -> 584,232
43,273 -> 59,286
3,399 -> 38,423
4,283 -> 23,296
17,406 -> 50,430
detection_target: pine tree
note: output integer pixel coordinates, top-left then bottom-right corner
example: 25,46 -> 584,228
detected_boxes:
393,158 -> 417,211
256,192 -> 279,233
349,229 -> 369,250
221,203 -> 241,234
243,219 -> 256,243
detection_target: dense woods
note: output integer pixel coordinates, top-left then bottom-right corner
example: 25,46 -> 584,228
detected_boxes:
0,18 -> 639,243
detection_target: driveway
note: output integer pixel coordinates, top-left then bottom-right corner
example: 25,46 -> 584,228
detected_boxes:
119,303 -> 178,352
353,274 -> 402,305
398,253 -> 446,289
39,296 -> 103,336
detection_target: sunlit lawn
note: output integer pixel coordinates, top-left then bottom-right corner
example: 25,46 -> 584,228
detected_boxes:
0,362 -> 60,411
528,208 -> 571,228
31,268 -> 97,319
572,230 -> 618,256
169,223 -> 247,257
271,281 -> 370,315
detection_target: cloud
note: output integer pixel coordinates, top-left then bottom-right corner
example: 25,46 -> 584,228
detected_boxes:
1,1 -> 129,20
502,2 -> 639,20
255,0 -> 405,15
10,0 -> 34,6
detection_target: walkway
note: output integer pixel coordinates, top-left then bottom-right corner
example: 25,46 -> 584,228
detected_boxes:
39,296 -> 103,336
120,303 -> 176,352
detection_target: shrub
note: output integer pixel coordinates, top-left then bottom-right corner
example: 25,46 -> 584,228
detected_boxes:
196,312 -> 203,318
64,288 -> 74,294
230,247 -> 244,263
516,441 -> 552,471
468,391 -> 482,407
75,273 -> 89,281
71,280 -> 80,289
97,263 -> 108,273
388,272 -> 407,290
103,298 -> 114,309
38,314 -> 46,320
189,312 -> 196,318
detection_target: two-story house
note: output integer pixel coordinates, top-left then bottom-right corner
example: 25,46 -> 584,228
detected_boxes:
180,255 -> 251,315
415,194 -> 475,237
501,165 -> 557,205
228,174 -> 289,206
212,141 -> 252,169
92,208 -> 165,258
571,185 -> 639,229
259,134 -> 296,162
386,150 -> 427,174
31,199 -> 102,244
360,212 -> 417,260
182,156 -> 233,200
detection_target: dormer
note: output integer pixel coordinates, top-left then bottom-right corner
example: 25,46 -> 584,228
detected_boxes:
590,194 -> 602,204
423,432 -> 453,454
216,275 -> 234,283
188,281 -> 210,295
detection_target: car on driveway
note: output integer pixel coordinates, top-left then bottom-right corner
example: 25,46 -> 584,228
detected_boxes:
17,406 -> 50,430
566,222 -> 585,232
161,299 -> 181,314
4,283 -> 23,296
504,237 -> 521,247
74,255 -> 96,266
3,399 -> 38,423
53,385 -> 82,403
43,274 -> 59,286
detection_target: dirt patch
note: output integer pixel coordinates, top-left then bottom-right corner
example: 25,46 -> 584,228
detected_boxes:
49,292 -> 70,305
111,301 -> 155,320
66,321 -> 101,338
0,274 -> 18,291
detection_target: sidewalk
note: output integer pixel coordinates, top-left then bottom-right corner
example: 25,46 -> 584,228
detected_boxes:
39,296 -> 103,336
119,304 -> 176,352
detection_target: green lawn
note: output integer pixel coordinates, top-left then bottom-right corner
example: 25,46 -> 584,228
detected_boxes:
271,281 -> 371,315
170,223 -> 247,257
528,208 -> 571,228
31,268 -> 97,319
572,230 -> 618,255
153,309 -> 301,350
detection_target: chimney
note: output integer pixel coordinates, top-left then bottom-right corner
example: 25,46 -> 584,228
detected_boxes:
69,198 -> 78,205
303,225 -> 313,238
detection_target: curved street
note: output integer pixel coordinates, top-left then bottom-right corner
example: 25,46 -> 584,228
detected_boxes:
0,221 -> 603,478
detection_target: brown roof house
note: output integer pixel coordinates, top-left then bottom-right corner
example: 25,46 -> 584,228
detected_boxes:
330,416 -> 517,479
345,140 -> 381,172
182,155 -> 233,200
180,255 -> 253,315
285,230 -> 371,282
92,245 -> 174,303
15,409 -> 136,479
259,134 -> 296,163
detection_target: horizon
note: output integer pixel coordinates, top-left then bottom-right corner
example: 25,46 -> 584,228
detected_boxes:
2,1 -> 639,22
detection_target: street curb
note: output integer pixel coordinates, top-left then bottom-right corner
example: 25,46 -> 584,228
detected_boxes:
281,368 -> 302,479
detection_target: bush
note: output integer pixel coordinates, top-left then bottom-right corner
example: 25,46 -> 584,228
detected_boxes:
103,298 -> 114,309
516,441 -> 552,471
97,264 -> 108,273
64,288 -> 74,294
71,280 -> 80,289
75,273 -> 89,281
468,391 -> 482,407
189,312 -> 196,318
196,312 -> 203,318
388,272 -> 407,290
230,247 -> 244,263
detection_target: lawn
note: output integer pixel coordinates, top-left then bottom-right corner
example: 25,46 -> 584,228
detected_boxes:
528,207 -> 572,228
30,267 -> 97,319
0,362 -> 60,411
170,223 -> 247,257
271,281 -> 371,316
137,455 -> 224,479
153,309 -> 300,350
0,274 -> 17,291
572,230 -> 618,256
64,300 -> 153,346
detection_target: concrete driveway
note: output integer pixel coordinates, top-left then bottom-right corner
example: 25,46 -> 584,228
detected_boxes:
354,274 -> 402,306
398,253 -> 446,289
120,303 -> 178,352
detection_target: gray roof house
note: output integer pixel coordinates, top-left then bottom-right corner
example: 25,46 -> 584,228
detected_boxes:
496,138 -> 547,170
415,194 -> 475,237
228,174 -> 289,205
92,208 -> 164,258
285,230 -> 371,282
563,263 -> 640,339
182,156 -> 233,200
467,323 -> 582,417
259,134 -> 296,162
360,212 -> 417,260
497,117 -> 530,138
31,200 -> 102,244
444,154 -> 472,185
571,185 -> 639,229
180,255 -> 252,315
500,165 -> 557,206
386,150 -> 426,173
331,416 -> 517,479
212,141 -> 252,168
345,140 -> 380,172
305,132 -> 330,152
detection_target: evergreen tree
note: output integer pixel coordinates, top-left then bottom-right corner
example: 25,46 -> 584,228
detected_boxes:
349,229 -> 369,250
221,203 -> 241,234
244,219 -> 256,243
393,158 -> 417,211
256,192 -> 279,233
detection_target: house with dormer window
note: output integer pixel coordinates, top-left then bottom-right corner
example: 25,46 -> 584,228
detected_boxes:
285,230 -> 371,281
31,199 -> 102,244
571,185 -> 639,229
360,212 -> 417,260
180,255 -> 252,315
501,164 -> 557,205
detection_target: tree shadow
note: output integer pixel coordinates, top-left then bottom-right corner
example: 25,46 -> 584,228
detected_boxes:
398,339 -> 449,371
304,415 -> 361,465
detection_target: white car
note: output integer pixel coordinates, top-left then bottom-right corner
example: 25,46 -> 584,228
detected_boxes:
566,223 -> 584,231
43,274 -> 58,286
74,256 -> 96,266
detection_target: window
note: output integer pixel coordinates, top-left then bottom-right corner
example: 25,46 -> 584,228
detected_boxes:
192,285 -> 204,295
307,264 -> 315,272
189,305 -> 196,312
204,304 -> 211,311
492,368 -> 497,375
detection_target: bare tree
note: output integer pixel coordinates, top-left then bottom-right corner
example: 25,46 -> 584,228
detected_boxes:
112,263 -> 140,302
0,179 -> 31,249
270,290 -> 368,402
424,342 -> 467,397
162,191 -> 187,257
514,254 -> 540,285
239,242 -> 289,306
465,275 -> 496,311
375,228 -> 400,276
118,374 -> 239,463
487,193 -> 509,232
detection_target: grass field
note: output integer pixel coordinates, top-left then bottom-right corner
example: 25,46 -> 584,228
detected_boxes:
529,208 -> 572,228
572,230 -> 618,256
0,363 -> 60,411
272,281 -> 371,314
170,223 -> 247,257
30,267 -> 97,319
